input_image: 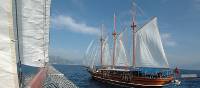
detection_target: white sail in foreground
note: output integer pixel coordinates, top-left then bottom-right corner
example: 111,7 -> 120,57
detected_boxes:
19,0 -> 51,67
115,33 -> 129,66
0,0 -> 19,87
136,17 -> 169,68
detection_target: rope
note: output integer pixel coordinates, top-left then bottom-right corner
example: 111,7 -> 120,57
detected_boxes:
14,0 -> 23,87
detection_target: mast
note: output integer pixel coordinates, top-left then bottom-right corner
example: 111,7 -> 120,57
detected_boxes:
100,24 -> 104,66
112,13 -> 117,68
131,20 -> 136,67
131,0 -> 137,67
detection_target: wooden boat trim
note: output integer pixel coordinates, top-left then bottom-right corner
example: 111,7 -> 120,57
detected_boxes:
93,75 -> 167,87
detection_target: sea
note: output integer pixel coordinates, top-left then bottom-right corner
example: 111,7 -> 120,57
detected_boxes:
53,64 -> 200,88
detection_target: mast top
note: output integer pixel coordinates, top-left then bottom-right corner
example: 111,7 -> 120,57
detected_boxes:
100,24 -> 104,66
100,24 -> 104,41
112,13 -> 117,68
113,13 -> 117,35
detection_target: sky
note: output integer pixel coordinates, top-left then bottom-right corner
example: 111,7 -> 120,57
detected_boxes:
49,0 -> 200,70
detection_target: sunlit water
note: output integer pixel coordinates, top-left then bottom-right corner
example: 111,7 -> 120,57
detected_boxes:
53,64 -> 200,88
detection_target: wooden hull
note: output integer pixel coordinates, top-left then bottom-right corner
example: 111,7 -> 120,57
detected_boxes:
90,69 -> 173,87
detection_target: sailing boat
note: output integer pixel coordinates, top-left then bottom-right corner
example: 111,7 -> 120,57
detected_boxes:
0,0 -> 51,88
85,4 -> 173,88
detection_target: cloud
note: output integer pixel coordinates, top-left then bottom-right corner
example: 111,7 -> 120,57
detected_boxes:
51,15 -> 100,35
161,33 -> 177,47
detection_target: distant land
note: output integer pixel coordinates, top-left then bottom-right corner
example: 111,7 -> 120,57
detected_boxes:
49,55 -> 83,65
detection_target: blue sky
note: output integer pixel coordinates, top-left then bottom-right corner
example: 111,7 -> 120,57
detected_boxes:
49,0 -> 200,70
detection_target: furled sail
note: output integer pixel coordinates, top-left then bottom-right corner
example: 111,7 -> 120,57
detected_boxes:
115,33 -> 129,66
19,0 -> 51,67
0,0 -> 19,87
135,17 -> 169,68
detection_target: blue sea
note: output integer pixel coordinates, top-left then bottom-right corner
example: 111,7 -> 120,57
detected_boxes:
53,64 -> 200,88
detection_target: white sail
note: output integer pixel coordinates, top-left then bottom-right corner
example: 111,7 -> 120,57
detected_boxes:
85,37 -> 112,67
85,40 -> 99,68
0,0 -> 19,87
115,33 -> 129,66
102,37 -> 112,66
90,43 -> 100,69
84,40 -> 94,66
135,17 -> 169,68
19,0 -> 51,67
